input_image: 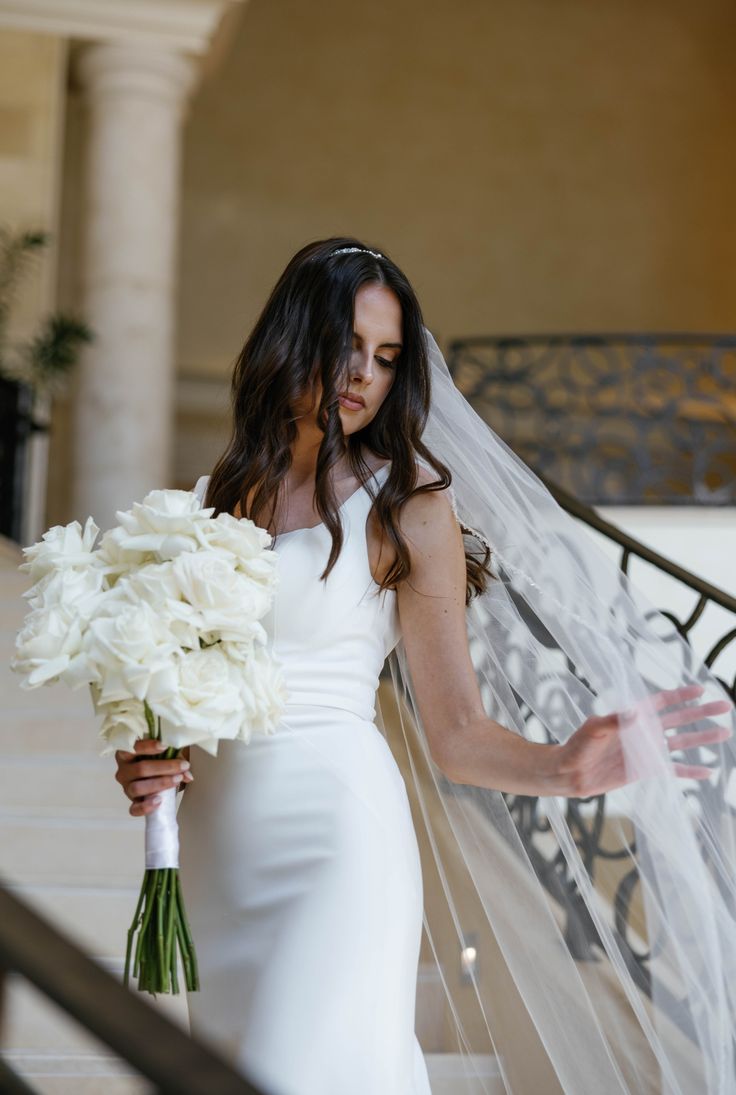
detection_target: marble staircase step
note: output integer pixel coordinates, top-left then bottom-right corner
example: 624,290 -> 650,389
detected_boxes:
2,882 -> 140,957
1,1053 -> 152,1095
2,972 -> 187,1095
0,754 -> 125,817
0,815 -> 143,889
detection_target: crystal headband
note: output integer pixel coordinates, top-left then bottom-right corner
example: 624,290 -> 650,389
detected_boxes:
329,246 -> 385,259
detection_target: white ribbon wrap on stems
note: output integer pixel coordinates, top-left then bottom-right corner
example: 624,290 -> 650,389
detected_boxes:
144,785 -> 180,869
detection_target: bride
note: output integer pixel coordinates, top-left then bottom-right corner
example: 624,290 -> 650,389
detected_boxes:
113,237 -> 735,1094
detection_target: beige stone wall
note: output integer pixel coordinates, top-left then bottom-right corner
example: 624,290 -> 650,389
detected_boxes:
177,0 -> 736,388
0,29 -> 68,535
51,0 -> 736,500
0,29 -> 66,337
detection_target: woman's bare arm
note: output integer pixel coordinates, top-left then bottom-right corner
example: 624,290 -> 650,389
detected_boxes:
395,474 -> 567,794
395,471 -> 731,797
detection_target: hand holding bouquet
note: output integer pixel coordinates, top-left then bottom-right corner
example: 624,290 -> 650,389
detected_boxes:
11,486 -> 287,994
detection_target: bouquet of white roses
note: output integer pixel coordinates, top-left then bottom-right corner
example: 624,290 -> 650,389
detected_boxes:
10,486 -> 287,995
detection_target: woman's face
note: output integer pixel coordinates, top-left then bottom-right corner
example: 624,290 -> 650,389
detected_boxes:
296,281 -> 403,434
338,281 -> 402,434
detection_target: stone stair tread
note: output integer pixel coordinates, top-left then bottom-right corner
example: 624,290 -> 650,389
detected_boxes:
0,817 -> 144,888
3,882 -> 141,956
0,722 -> 113,756
1,1067 -> 152,1095
0,754 -> 127,814
0,694 -> 96,718
2,974 -> 188,1072
2,1050 -> 147,1080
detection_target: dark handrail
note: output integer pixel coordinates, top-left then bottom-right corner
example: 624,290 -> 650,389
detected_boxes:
0,880 -> 269,1095
447,330 -> 736,347
0,1054 -> 37,1095
539,471 -> 736,614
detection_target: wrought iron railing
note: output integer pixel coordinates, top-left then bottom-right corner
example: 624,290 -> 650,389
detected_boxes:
437,332 -> 734,1036
511,479 -> 734,1014
0,881 -> 268,1094
446,333 -> 736,505
440,470 -> 736,1042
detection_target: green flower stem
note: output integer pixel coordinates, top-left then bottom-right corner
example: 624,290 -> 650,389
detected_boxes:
123,869 -> 148,987
176,871 -> 199,990
128,867 -> 200,994
175,872 -> 196,952
170,935 -> 180,995
175,910 -> 193,991
155,872 -> 166,992
164,871 -> 177,990
132,868 -> 158,979
123,704 -> 200,995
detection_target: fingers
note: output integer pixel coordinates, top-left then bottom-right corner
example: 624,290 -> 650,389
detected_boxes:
648,683 -> 733,715
609,693 -> 732,732
126,758 -> 190,780
129,794 -> 163,818
659,699 -> 733,731
127,773 -> 185,799
629,684 -> 712,715
114,738 -> 194,816
673,762 -> 715,781
128,772 -> 194,816
649,684 -> 705,711
665,723 -> 732,752
133,738 -> 168,754
117,757 -> 192,801
115,739 -> 167,761
127,768 -> 194,816
114,758 -> 186,794
123,765 -> 192,799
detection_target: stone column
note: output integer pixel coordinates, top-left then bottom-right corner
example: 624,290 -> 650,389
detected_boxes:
72,43 -> 195,530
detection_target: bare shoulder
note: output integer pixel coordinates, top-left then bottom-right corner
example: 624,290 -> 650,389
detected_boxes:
366,457 -> 461,592
397,463 -> 459,552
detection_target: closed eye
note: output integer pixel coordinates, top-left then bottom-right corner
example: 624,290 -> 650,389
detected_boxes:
377,357 -> 395,369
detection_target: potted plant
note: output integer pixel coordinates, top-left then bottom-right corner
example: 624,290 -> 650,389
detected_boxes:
0,227 -> 92,543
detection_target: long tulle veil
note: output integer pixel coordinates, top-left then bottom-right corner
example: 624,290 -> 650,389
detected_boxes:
373,326 -> 736,1093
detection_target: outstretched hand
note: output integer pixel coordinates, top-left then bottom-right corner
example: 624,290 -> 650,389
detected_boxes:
561,684 -> 733,798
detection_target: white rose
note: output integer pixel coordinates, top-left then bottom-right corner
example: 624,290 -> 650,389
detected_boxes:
97,696 -> 150,755
83,598 -> 181,705
11,603 -> 94,689
201,511 -> 278,585
236,645 -> 288,740
167,551 -> 272,644
114,563 -> 201,650
99,488 -> 212,565
151,645 -> 252,754
18,516 -> 100,586
24,563 -> 106,619
95,528 -> 152,585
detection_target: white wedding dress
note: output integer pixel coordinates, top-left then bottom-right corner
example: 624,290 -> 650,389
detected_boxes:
177,462 -> 432,1095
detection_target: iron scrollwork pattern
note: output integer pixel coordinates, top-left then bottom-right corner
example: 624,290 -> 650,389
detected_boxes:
443,493 -> 736,1044
446,333 -> 736,505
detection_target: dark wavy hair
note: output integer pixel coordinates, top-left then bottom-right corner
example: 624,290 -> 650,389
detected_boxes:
204,235 -> 493,604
